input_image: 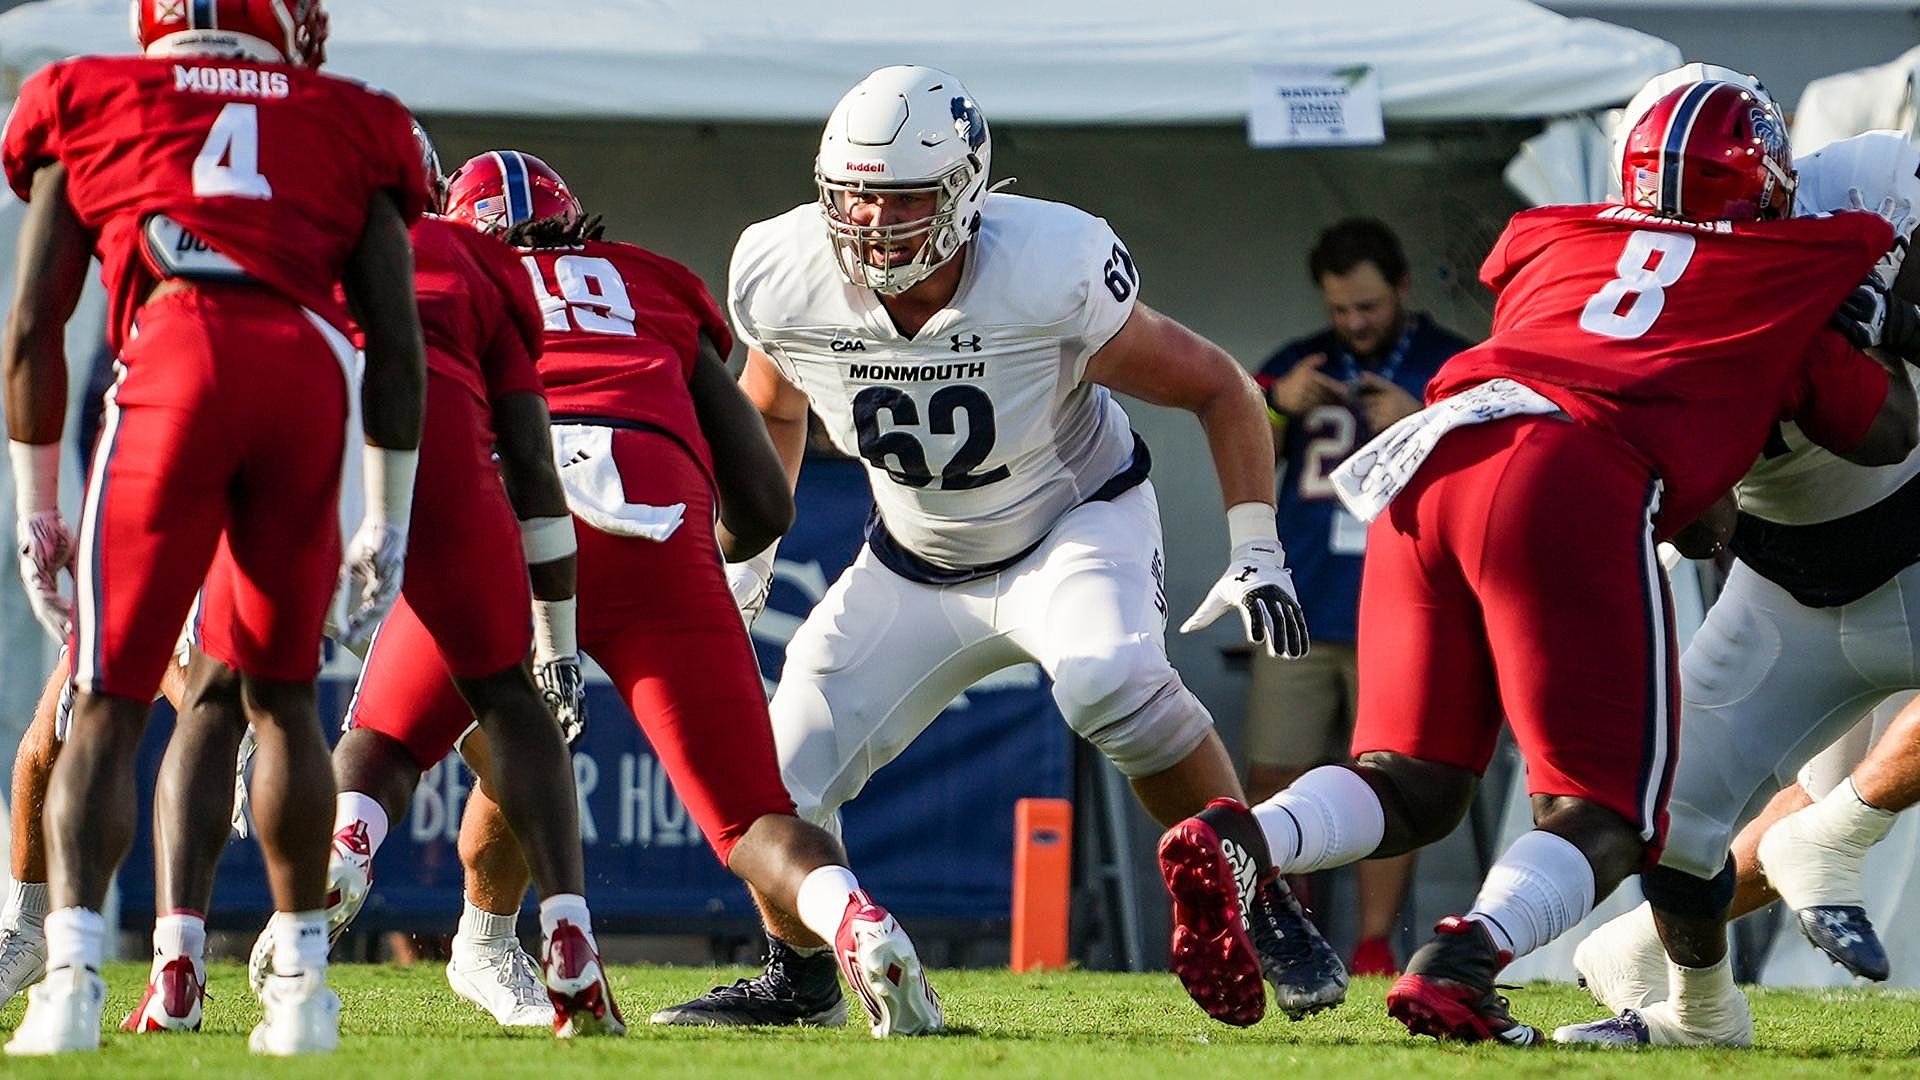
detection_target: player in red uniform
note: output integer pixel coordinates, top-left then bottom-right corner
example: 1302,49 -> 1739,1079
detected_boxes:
0,0 -> 427,1055
1157,80 -> 1920,1044
315,149 -> 944,1037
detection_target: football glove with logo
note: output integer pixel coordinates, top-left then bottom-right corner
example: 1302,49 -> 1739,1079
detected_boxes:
10,441 -> 71,643
339,518 -> 407,650
1179,504 -> 1310,660
1832,276 -> 1920,362
532,595 -> 586,744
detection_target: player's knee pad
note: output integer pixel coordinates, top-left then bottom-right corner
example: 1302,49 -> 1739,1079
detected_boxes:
1642,855 -> 1737,919
1658,797 -> 1737,882
1354,752 -> 1475,848
1067,641 -> 1213,776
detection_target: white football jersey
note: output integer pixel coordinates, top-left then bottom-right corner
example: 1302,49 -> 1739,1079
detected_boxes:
1738,131 -> 1920,525
730,193 -> 1142,570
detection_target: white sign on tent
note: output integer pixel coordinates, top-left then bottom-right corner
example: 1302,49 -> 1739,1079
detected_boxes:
1247,64 -> 1386,148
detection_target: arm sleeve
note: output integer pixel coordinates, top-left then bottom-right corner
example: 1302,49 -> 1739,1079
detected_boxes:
1790,328 -> 1893,454
1069,218 -> 1139,382
365,92 -> 427,224
2,66 -> 62,203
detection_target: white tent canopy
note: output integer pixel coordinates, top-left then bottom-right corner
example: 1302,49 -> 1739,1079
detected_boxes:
0,0 -> 1679,123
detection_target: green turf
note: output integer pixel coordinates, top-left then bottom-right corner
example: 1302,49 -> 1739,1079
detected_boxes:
0,963 -> 1914,1077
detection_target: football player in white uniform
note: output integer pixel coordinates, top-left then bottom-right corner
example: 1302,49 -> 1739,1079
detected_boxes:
653,65 -> 1339,1031
1555,67 -> 1920,1047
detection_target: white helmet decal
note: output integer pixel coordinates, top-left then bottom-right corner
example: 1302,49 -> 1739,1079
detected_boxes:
816,65 -> 992,295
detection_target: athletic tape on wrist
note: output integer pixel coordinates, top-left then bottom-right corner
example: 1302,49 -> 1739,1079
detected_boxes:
363,446 -> 419,529
532,595 -> 578,661
520,515 -> 576,564
1226,501 -> 1281,549
8,441 -> 60,516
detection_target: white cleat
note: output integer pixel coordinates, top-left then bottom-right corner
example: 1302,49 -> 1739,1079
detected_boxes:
1572,902 -> 1668,1012
0,925 -> 48,1006
543,921 -> 626,1038
250,830 -> 372,994
833,890 -> 944,1038
121,955 -> 205,1032
447,940 -> 556,1028
249,970 -> 341,1056
5,965 -> 106,1055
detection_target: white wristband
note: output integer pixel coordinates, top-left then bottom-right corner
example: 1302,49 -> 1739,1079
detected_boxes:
363,446 -> 419,529
1226,502 -> 1280,548
532,595 -> 577,662
9,440 -> 60,516
520,515 -> 576,564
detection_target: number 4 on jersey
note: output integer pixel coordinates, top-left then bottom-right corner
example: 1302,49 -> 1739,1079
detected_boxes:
192,102 -> 273,200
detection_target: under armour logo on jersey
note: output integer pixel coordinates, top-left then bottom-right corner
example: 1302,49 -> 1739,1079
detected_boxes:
950,333 -> 982,353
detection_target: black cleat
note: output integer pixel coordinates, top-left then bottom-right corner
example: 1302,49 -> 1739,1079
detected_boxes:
1248,878 -> 1347,1020
1386,916 -> 1541,1046
1796,906 -> 1890,982
650,935 -> 848,1028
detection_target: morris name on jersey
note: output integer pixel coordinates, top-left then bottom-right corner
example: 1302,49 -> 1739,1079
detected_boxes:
730,193 -> 1143,571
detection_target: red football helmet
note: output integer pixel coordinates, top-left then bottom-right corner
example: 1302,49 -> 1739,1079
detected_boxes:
132,0 -> 328,68
1621,80 -> 1795,222
444,151 -> 583,237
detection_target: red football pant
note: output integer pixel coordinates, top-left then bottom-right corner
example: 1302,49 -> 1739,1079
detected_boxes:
347,428 -> 794,863
77,285 -> 349,698
1351,415 -> 1679,855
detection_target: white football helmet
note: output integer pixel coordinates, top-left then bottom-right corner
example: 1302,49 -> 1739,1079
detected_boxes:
1610,63 -> 1776,192
816,65 -> 991,295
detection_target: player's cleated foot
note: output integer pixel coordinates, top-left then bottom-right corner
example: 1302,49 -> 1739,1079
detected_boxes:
1386,916 -> 1541,1046
249,970 -> 340,1055
250,827 -> 373,994
5,966 -> 106,1055
1794,906 -> 1890,981
1555,996 -> 1751,1048
544,921 -> 626,1037
447,940 -> 555,1028
1158,798 -> 1269,1027
1348,935 -> 1398,978
1573,902 -> 1667,1011
1552,1008 -> 1651,1046
1248,878 -> 1346,1019
121,955 -> 205,1031
834,890 -> 943,1037
649,935 -> 847,1028
0,924 -> 48,1006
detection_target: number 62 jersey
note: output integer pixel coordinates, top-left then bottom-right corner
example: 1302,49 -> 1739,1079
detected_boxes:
729,193 -> 1144,577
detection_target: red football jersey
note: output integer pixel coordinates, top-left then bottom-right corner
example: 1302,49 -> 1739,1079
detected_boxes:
408,216 -> 545,407
1430,204 -> 1893,534
1,54 -> 426,350
520,239 -> 732,475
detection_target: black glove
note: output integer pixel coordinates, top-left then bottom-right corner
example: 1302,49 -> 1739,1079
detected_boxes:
534,654 -> 588,745
1833,278 -> 1920,361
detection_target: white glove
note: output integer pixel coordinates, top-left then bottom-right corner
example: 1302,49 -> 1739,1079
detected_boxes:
16,509 -> 74,643
531,595 -> 586,744
338,517 -> 407,650
726,544 -> 778,629
230,724 -> 257,840
1179,504 -> 1311,659
1849,186 -> 1917,288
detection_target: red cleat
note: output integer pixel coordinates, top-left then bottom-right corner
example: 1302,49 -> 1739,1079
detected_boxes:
543,921 -> 625,1038
1349,935 -> 1399,977
1157,799 -> 1268,1027
1386,916 -> 1540,1045
121,955 -> 204,1032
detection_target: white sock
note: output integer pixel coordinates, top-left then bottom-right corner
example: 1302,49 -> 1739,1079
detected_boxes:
44,907 -> 105,973
3,880 -> 48,931
334,791 -> 390,854
1466,830 -> 1596,960
794,865 -> 861,945
1666,954 -> 1742,1031
268,910 -> 329,977
151,911 -> 206,980
1251,765 -> 1385,874
538,893 -> 595,950
456,895 -> 519,949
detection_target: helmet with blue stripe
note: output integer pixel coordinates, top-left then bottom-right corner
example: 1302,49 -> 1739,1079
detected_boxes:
444,150 -> 583,238
1621,80 -> 1795,222
133,0 -> 328,67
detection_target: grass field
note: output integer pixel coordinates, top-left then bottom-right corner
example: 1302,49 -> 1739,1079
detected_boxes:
0,963 -> 1914,1077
